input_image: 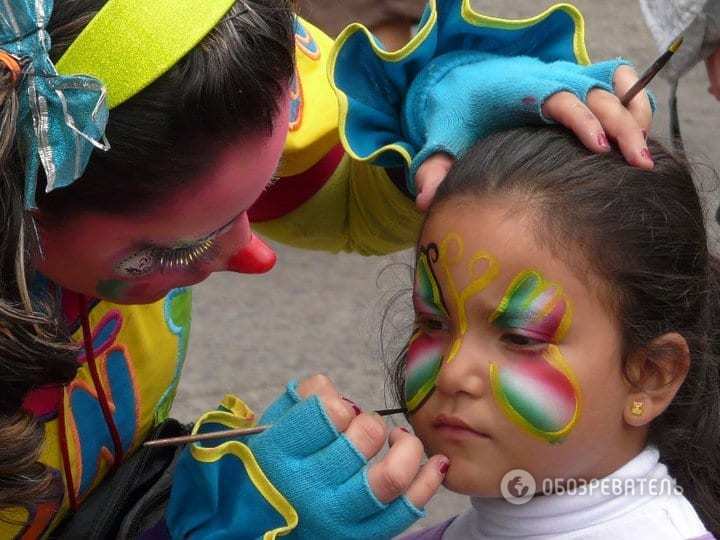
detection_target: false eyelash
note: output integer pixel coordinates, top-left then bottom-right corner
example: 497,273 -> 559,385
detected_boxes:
157,237 -> 219,272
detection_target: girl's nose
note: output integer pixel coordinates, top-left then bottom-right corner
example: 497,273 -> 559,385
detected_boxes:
435,338 -> 486,398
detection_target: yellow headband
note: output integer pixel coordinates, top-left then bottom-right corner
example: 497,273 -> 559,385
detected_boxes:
56,0 -> 237,109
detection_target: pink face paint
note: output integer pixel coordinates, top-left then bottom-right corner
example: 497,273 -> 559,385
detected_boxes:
489,271 -> 580,443
491,346 -> 581,443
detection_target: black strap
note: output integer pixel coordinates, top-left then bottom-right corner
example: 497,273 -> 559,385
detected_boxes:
50,419 -> 190,540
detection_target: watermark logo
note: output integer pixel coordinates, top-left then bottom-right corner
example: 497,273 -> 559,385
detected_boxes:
500,469 -> 683,504
500,469 -> 536,505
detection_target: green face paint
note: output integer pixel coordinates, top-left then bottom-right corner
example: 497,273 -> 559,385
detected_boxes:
96,279 -> 131,302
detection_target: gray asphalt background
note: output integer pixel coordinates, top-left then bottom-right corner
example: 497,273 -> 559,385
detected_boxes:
172,0 -> 720,532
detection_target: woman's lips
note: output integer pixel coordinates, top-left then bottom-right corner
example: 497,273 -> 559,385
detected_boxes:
433,414 -> 490,438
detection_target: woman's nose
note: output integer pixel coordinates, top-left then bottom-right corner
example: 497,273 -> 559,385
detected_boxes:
434,336 -> 486,398
226,234 -> 276,274
222,213 -> 276,274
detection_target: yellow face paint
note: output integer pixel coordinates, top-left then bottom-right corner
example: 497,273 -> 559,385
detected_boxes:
437,233 -> 500,364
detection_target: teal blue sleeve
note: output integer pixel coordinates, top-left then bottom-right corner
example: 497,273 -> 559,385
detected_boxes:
164,397 -> 298,539
330,0 -> 654,195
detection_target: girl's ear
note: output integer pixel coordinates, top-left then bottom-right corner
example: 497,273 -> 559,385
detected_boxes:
623,332 -> 690,427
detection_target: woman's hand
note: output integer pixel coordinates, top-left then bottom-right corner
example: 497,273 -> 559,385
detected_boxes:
296,375 -> 447,507
244,374 -> 447,539
415,65 -> 654,211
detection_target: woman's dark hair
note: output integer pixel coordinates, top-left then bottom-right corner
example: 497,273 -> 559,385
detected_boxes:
0,0 -> 294,512
389,126 -> 720,532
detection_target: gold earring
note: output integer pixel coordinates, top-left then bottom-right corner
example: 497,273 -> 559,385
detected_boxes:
631,400 -> 644,416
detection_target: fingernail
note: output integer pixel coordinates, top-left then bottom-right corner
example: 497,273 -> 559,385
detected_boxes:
597,133 -> 609,150
438,460 -> 450,475
640,147 -> 654,164
399,427 -> 410,434
341,397 -> 362,416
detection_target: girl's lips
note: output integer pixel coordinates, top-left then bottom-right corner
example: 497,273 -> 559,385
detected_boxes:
433,414 -> 490,438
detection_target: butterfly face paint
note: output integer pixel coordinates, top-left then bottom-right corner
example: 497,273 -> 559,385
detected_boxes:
489,271 -> 581,443
406,235 -> 500,413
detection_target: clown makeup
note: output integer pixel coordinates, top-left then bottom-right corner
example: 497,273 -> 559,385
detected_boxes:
489,271 -> 581,444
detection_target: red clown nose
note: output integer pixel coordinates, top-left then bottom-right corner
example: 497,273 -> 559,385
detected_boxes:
227,234 -> 277,274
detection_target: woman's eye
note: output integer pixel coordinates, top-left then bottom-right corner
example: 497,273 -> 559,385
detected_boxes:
501,333 -> 547,348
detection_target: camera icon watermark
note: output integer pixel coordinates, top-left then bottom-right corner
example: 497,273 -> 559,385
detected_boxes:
500,469 -> 683,504
500,469 -> 536,505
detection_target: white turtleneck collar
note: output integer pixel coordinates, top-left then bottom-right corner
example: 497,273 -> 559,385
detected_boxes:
442,447 -> 710,540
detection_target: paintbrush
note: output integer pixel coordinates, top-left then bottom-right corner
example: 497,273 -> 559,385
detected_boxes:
143,407 -> 407,448
621,36 -> 683,106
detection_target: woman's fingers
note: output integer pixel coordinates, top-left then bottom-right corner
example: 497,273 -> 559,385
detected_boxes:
367,427 -> 447,506
542,91 -> 608,153
404,454 -> 449,508
297,374 -> 357,432
542,66 -> 654,169
343,413 -> 387,459
612,65 -> 653,129
586,88 -> 653,169
414,152 -> 454,211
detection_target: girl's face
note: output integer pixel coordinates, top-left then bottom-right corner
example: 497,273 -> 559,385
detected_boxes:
408,197 -> 646,496
36,98 -> 290,304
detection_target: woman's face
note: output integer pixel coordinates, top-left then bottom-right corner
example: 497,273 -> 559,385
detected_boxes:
36,99 -> 290,304
407,197 -> 646,497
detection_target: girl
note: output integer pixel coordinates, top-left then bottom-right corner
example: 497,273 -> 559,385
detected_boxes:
0,0 -> 653,537
392,127 -> 719,538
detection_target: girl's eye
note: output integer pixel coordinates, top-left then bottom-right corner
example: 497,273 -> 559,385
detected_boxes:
417,318 -> 449,333
501,333 -> 547,349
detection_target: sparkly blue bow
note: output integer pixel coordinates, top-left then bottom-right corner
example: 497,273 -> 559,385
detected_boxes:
1,0 -> 109,208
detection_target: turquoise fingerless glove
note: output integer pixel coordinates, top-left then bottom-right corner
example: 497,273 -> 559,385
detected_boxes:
330,0 -> 649,195
401,52 -> 627,189
249,381 -> 424,540
165,383 -> 423,540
